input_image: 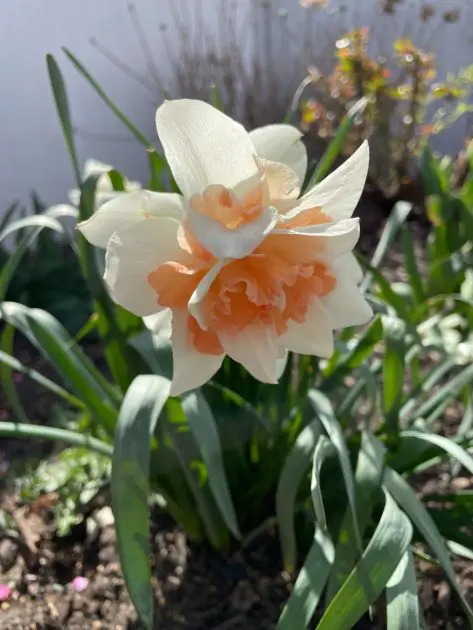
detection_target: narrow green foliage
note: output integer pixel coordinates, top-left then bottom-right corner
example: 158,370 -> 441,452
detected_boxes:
386,551 -> 420,630
317,492 -> 412,630
46,54 -> 81,184
112,375 -> 171,630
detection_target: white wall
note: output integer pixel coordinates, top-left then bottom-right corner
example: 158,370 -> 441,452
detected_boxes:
0,0 -> 252,212
0,0 -> 472,213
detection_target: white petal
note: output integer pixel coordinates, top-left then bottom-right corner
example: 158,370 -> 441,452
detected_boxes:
338,252 -> 363,284
257,157 -> 301,206
68,188 -> 81,207
83,158 -> 114,179
274,218 -> 361,258
156,99 -> 258,198
281,299 -> 334,357
104,217 -> 182,317
170,310 -> 224,396
291,141 -> 369,221
94,191 -> 132,210
78,190 -> 183,248
250,124 -> 308,186
143,309 -> 172,339
321,256 -> 373,329
276,351 -> 289,379
219,325 -> 283,383
188,260 -> 226,330
187,204 -> 278,260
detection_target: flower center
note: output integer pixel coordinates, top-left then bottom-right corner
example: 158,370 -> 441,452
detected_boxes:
147,184 -> 336,356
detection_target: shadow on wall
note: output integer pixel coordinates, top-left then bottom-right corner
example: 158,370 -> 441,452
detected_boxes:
0,0 -> 472,213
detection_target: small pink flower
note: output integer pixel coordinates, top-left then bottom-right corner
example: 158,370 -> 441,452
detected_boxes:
71,576 -> 89,593
0,584 -> 12,601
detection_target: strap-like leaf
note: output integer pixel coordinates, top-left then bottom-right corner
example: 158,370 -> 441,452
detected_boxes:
165,398 -> 229,549
386,551 -> 419,630
383,466 -> 473,624
276,419 -> 323,572
46,54 -> 81,184
277,527 -> 335,630
0,348 -> 84,409
311,435 -> 335,529
304,98 -> 368,189
401,430 -> 473,477
181,391 -> 240,539
0,421 -> 112,457
308,389 -> 362,553
326,431 -> 386,602
316,491 -> 413,630
0,302 -> 118,430
382,316 -> 407,441
112,375 -> 171,630
362,201 -> 412,291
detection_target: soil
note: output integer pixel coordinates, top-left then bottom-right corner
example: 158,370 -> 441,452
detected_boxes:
0,200 -> 472,629
0,499 -> 472,630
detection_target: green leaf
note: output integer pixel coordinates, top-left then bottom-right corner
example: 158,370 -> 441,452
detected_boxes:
308,390 -> 362,553
383,466 -> 473,624
0,421 -> 113,457
165,398 -> 229,549
382,316 -> 407,441
0,214 -> 65,244
411,362 -> 473,422
0,348 -> 84,409
277,419 -> 323,572
112,375 -> 171,630
322,317 -> 383,390
358,255 -> 412,320
452,398 -> 473,476
420,145 -> 444,197
399,356 -> 456,421
0,201 -> 19,235
0,210 -> 75,301
63,47 -> 166,188
311,435 -> 335,529
386,551 -> 419,630
316,491 -> 413,630
277,527 -> 335,630
326,430 -> 386,602
210,83 -> 224,111
305,97 -> 368,188
46,54 -> 81,184
401,430 -> 473,477
401,227 -> 425,306
181,391 -> 240,539
129,330 -> 173,380
0,302 -> 118,430
447,540 -> 473,562
76,176 -> 144,392
0,325 -> 29,424
107,169 -> 126,191
362,202 -> 413,291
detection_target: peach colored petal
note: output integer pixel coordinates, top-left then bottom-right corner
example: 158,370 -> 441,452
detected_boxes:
258,232 -> 325,265
188,315 -> 224,355
280,206 -> 331,229
148,262 -> 206,309
177,222 -> 214,263
189,182 -> 265,230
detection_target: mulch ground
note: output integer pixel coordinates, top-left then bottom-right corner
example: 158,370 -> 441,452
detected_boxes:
0,500 -> 471,630
0,198 -> 472,629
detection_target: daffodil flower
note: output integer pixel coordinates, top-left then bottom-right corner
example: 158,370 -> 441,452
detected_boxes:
69,159 -> 141,209
78,99 -> 372,395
